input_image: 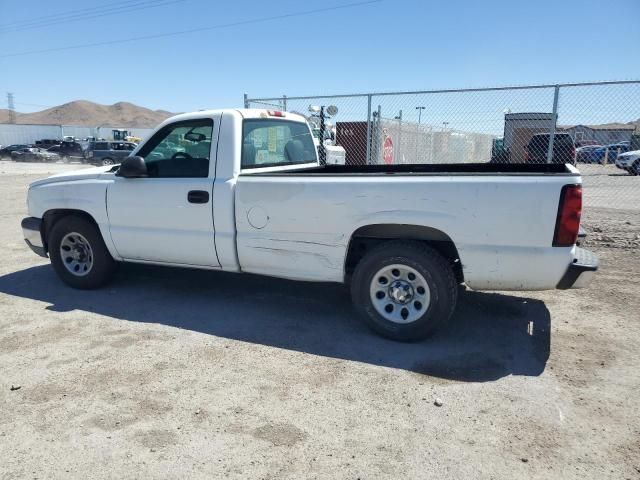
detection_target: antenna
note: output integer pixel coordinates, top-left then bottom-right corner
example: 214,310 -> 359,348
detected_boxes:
7,93 -> 16,123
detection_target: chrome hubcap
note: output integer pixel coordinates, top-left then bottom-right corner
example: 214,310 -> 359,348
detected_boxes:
388,279 -> 414,304
369,264 -> 431,324
60,232 -> 94,276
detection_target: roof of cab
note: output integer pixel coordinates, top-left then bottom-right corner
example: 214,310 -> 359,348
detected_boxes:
156,109 -> 307,128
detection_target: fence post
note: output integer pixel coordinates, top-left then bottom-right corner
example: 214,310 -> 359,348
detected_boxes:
374,104 -> 382,164
282,95 -> 287,112
546,85 -> 560,164
243,93 -> 249,108
397,109 -> 403,164
365,94 -> 372,164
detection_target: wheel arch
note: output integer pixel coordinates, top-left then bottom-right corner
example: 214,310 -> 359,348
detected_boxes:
42,209 -> 101,252
344,224 -> 463,284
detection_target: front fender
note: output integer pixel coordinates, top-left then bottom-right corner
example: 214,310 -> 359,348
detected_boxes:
28,179 -> 121,260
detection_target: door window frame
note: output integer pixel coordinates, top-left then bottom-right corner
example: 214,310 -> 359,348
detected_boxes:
136,118 -> 215,178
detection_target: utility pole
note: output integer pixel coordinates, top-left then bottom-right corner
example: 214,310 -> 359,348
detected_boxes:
7,93 -> 16,124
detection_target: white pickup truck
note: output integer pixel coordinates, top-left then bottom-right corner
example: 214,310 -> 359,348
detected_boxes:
22,109 -> 598,341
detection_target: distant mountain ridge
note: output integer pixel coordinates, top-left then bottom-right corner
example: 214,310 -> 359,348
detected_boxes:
0,100 -> 177,127
1,101 -> 639,132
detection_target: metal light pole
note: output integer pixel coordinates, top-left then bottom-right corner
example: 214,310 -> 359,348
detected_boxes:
318,106 -> 326,166
442,121 -> 449,131
416,106 -> 425,162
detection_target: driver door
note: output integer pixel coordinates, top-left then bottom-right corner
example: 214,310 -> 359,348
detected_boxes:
107,116 -> 221,267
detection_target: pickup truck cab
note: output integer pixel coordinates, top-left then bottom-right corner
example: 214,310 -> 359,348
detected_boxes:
22,109 -> 598,341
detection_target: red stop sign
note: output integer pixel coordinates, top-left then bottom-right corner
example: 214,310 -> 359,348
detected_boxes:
383,136 -> 394,164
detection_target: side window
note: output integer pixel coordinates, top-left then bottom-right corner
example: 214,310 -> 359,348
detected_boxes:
137,119 -> 214,178
241,119 -> 316,168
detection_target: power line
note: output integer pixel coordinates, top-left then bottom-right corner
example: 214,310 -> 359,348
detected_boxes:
0,0 -> 161,29
0,0 -> 187,34
0,0 -> 382,58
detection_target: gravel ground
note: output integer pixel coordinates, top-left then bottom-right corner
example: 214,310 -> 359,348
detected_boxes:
0,161 -> 639,479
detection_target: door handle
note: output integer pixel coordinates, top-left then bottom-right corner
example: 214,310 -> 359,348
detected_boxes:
187,190 -> 210,204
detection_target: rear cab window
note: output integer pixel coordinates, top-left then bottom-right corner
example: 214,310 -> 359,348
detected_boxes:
241,119 -> 316,169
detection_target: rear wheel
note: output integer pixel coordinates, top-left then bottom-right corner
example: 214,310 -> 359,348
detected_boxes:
48,216 -> 117,289
101,158 -> 114,166
351,241 -> 458,342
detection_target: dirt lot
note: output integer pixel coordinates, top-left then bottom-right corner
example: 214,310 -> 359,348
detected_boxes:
0,161 -> 638,479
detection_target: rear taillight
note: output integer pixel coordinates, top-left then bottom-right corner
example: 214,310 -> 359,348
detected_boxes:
553,184 -> 582,247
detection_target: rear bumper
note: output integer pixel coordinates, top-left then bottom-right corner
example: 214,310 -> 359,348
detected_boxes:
557,247 -> 598,289
21,217 -> 47,258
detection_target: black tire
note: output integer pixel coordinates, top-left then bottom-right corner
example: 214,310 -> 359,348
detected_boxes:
631,160 -> 640,176
48,215 -> 117,289
101,158 -> 114,166
351,241 -> 458,342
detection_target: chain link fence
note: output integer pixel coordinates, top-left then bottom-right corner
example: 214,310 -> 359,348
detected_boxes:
246,81 -> 639,167
246,81 -> 640,226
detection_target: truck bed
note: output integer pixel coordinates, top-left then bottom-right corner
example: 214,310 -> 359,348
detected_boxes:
235,161 -> 580,288
246,162 -> 576,176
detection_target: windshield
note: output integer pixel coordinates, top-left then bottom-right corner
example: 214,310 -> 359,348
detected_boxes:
242,119 -> 316,169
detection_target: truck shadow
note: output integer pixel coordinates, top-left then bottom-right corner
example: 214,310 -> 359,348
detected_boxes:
0,264 -> 550,382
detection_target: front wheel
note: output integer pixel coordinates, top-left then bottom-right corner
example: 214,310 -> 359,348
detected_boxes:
351,241 -> 458,342
48,216 -> 117,289
631,160 -> 640,176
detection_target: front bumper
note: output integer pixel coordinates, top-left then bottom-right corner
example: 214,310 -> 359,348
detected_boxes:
557,247 -> 598,289
21,217 -> 47,258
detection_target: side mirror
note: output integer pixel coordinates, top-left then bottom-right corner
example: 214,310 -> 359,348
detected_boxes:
117,156 -> 147,178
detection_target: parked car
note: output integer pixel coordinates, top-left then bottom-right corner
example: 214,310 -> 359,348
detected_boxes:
574,139 -> 600,148
614,149 -> 640,175
525,133 -> 576,165
0,144 -> 31,160
57,141 -> 85,163
84,141 -> 137,166
11,147 -> 60,162
588,143 -> 630,164
34,139 -> 61,149
21,108 -> 598,342
576,145 -> 602,163
574,139 -> 597,148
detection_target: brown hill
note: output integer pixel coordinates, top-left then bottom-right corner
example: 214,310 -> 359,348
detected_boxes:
0,101 -> 176,127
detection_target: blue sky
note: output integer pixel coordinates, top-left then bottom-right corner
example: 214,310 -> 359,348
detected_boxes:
1,0 -> 639,117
